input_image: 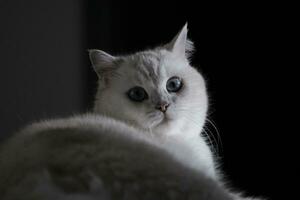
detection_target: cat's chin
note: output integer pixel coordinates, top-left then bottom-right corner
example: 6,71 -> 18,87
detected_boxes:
143,112 -> 168,130
148,117 -> 164,128
148,113 -> 175,130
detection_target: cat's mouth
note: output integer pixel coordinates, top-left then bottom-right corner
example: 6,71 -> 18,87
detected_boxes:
146,109 -> 174,128
146,111 -> 164,127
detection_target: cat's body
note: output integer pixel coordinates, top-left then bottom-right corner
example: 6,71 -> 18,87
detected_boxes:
0,24 -> 264,199
0,114 -> 231,200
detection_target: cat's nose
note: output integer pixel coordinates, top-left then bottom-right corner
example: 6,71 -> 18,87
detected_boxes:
155,102 -> 170,113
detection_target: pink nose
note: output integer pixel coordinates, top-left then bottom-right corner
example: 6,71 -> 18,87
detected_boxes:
155,102 -> 170,113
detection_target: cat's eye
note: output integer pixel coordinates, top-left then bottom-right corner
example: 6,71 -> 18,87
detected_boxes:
127,86 -> 148,102
166,76 -> 183,93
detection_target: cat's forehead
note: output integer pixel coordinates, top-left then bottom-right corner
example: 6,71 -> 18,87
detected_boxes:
123,50 -> 168,84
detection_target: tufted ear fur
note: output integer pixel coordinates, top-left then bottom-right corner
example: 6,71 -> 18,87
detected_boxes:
165,23 -> 194,59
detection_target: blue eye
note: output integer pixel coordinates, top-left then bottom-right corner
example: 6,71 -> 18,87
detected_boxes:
166,76 -> 183,92
127,86 -> 148,102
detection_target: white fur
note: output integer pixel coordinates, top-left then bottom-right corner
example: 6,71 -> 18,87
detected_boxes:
0,24 -> 265,200
92,26 -> 215,178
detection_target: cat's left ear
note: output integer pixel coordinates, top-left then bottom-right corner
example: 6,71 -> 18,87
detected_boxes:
165,23 -> 194,59
88,49 -> 118,78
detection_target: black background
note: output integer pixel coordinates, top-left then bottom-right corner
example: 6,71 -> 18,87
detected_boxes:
1,1 -> 283,199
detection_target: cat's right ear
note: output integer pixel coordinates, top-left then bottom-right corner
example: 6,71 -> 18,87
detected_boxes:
165,23 -> 194,60
88,49 -> 118,78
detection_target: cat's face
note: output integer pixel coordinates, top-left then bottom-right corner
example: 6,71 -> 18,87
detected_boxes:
90,24 -> 208,135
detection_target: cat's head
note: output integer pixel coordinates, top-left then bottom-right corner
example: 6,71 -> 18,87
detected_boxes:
89,24 -> 208,136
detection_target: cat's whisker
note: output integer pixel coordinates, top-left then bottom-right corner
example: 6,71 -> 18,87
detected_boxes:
176,110 -> 219,156
202,129 -> 218,156
203,126 -> 219,156
205,118 -> 223,153
172,104 -> 220,146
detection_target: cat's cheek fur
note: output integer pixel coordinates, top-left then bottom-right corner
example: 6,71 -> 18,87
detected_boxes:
94,89 -> 149,130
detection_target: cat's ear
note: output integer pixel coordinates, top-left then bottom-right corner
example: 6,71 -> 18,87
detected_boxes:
88,49 -> 118,78
165,23 -> 194,59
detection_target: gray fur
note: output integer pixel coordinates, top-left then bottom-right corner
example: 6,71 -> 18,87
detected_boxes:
0,114 -> 233,200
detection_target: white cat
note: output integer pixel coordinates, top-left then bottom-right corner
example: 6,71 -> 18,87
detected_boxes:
0,24 -> 264,200
91,23 -> 215,178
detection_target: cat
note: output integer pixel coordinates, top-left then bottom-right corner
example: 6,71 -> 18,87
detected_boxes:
0,24 -> 264,200
91,23 -> 215,178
